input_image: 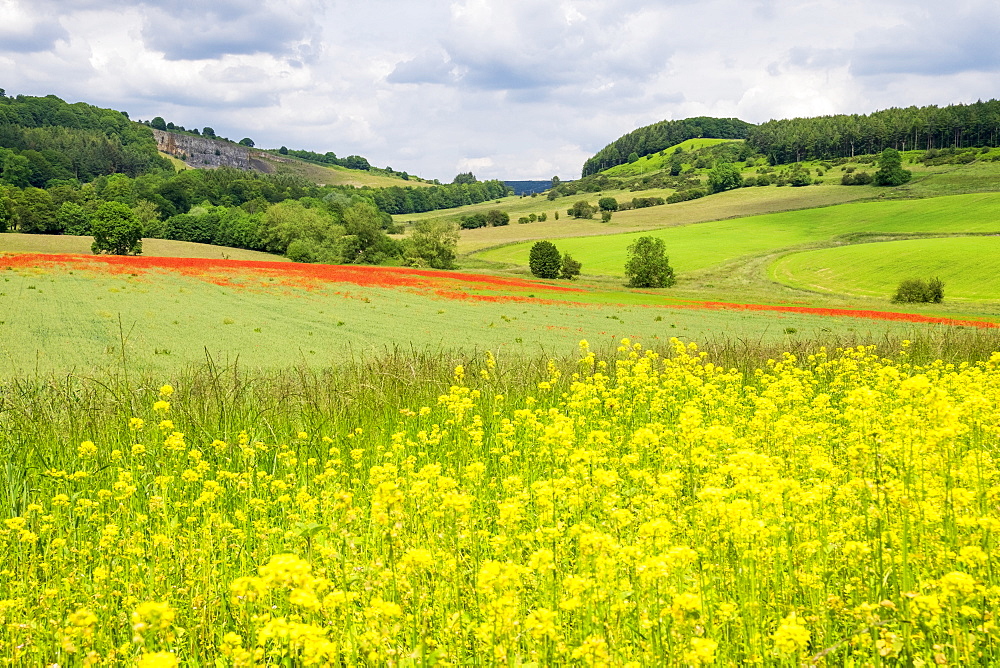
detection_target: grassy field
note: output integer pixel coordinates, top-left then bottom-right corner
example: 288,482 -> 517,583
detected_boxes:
256,153 -> 431,189
393,152 -> 1000,256
3,252 -> 992,377
770,236 -> 1000,300
475,192 -> 1000,283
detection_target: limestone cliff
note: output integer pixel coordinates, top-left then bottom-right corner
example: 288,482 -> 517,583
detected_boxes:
152,129 -> 273,172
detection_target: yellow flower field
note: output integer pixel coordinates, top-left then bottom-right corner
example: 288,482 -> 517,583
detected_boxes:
1,340 -> 998,665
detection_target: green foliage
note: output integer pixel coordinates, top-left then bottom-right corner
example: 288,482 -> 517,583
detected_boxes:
625,236 -> 675,288
485,209 -> 509,227
239,138 -> 255,147
891,277 -> 944,303
90,201 -> 143,255
57,201 -> 91,235
452,172 -> 477,185
841,171 -> 873,185
598,197 -> 618,211
708,162 -> 744,193
874,148 -> 912,187
583,116 -> 753,176
405,220 -> 459,269
529,241 -> 561,278
560,253 -> 582,280
747,100 -> 1000,164
666,188 -> 708,204
568,201 -> 595,219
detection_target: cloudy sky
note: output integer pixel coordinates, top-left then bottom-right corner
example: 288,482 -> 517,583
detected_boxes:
1,0 -> 999,181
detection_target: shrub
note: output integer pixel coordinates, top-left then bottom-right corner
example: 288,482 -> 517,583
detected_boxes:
891,277 -> 944,303
560,253 -> 582,280
598,197 -> 618,212
529,241 -> 561,279
567,201 -> 595,219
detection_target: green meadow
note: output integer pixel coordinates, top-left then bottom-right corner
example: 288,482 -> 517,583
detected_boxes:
475,192 -> 1000,281
770,236 -> 1000,300
2,256 -> 958,377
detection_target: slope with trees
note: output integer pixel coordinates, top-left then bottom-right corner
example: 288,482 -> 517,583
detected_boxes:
582,117 -> 753,176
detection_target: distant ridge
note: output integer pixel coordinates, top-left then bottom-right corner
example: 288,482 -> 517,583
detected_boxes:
504,180 -> 553,195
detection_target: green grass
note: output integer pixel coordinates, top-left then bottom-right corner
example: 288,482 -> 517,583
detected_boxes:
476,192 -> 1000,279
770,236 -> 1000,300
450,185 -> 878,254
257,154 -> 430,189
0,257 -> 970,377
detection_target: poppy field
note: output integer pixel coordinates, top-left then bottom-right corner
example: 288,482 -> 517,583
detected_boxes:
2,252 -> 995,377
1,337 -> 999,665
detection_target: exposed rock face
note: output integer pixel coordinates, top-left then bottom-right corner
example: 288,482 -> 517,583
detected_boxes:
152,129 -> 273,172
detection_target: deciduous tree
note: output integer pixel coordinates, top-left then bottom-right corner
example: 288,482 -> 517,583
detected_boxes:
91,201 -> 143,255
624,236 -> 675,288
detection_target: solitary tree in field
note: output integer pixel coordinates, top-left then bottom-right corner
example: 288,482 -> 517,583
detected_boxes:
91,201 -> 143,255
529,241 -> 561,278
624,236 -> 675,288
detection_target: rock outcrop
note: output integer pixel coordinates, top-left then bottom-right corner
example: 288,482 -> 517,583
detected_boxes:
152,129 -> 273,172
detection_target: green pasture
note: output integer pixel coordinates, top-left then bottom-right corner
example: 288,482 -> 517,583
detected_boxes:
453,184 -> 877,253
0,259 -> 963,377
259,154 -> 428,189
476,192 -> 1000,279
770,237 -> 1000,300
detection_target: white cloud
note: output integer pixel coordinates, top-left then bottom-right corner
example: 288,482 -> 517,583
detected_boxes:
1,0 -> 999,180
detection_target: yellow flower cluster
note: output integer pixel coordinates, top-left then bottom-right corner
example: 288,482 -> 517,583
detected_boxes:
0,339 -> 998,665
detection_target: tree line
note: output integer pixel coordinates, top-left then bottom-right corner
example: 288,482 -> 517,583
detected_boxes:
370,179 -> 512,215
581,117 -> 753,177
746,100 -> 1000,164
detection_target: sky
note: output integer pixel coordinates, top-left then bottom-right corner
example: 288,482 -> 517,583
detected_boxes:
1,0 -> 999,182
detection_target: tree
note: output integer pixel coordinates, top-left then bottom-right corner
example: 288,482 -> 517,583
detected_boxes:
278,146 -> 289,155
624,236 -> 675,288
708,162 -> 743,193
568,201 -> 595,219
239,138 -> 255,147
874,148 -> 912,186
485,209 -> 510,227
452,172 -> 477,185
529,241 -> 561,279
57,201 -> 91,236
14,187 -> 58,233
202,127 -> 216,138
406,220 -> 459,269
150,117 -> 167,131
91,201 -> 143,255
598,197 -> 618,211
560,253 -> 582,280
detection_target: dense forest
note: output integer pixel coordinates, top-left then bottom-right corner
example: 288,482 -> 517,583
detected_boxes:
746,100 -> 1000,164
0,91 -> 169,183
581,117 -> 753,176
